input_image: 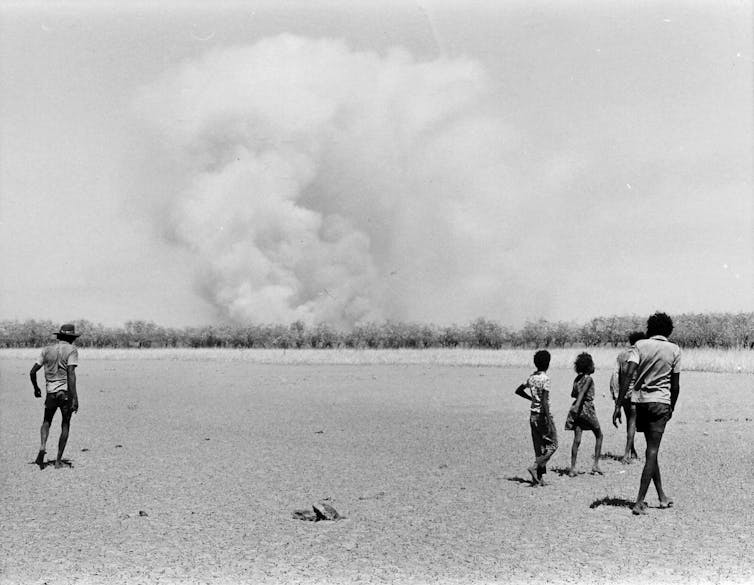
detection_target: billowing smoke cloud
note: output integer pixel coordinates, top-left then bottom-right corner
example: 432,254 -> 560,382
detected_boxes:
136,35 -> 530,326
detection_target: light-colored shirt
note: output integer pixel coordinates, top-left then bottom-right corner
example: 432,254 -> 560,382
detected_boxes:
627,335 -> 681,405
36,341 -> 78,394
610,347 -> 638,403
525,371 -> 551,414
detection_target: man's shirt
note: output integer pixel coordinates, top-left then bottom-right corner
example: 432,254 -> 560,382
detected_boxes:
628,335 -> 681,405
36,341 -> 78,393
610,347 -> 638,402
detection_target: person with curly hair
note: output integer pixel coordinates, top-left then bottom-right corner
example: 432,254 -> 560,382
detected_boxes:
613,312 -> 680,515
514,349 -> 558,486
565,352 -> 603,476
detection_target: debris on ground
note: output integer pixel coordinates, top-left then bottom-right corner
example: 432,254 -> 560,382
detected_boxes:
292,501 -> 343,521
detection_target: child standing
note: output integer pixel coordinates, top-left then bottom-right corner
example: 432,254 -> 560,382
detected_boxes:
515,349 -> 558,486
565,352 -> 603,476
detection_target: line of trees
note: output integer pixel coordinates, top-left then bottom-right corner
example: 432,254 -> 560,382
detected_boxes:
1,313 -> 752,350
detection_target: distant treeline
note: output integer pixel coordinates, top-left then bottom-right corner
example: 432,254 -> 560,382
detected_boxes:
1,313 -> 752,350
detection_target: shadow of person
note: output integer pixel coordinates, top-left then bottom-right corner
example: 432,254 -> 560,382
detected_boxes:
599,451 -> 635,462
504,476 -> 536,485
29,458 -> 73,470
589,496 -> 634,509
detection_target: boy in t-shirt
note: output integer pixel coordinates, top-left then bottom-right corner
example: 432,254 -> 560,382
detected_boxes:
515,350 -> 558,485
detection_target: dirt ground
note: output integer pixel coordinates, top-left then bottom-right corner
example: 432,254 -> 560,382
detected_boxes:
1,357 -> 752,585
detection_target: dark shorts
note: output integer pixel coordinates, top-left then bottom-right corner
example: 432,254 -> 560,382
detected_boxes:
44,391 -> 74,421
635,402 -> 671,434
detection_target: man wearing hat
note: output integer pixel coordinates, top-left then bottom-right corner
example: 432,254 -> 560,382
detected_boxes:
29,323 -> 80,469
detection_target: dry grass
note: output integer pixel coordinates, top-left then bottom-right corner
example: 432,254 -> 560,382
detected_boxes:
2,346 -> 753,373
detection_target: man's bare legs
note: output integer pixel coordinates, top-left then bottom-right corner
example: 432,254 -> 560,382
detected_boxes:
39,420 -> 51,452
37,408 -> 72,469
568,428 -> 582,477
622,404 -> 639,462
633,430 -> 670,514
591,428 -> 603,474
36,416 -> 52,468
54,414 -> 72,468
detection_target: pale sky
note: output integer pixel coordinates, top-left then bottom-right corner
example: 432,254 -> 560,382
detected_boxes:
1,1 -> 751,327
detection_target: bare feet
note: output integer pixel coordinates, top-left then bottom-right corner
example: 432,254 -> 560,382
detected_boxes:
35,450 -> 46,469
567,469 -> 578,477
527,466 -> 539,485
658,499 -> 674,509
591,466 -> 604,475
537,477 -> 548,486
631,501 -> 648,515
54,460 -> 65,469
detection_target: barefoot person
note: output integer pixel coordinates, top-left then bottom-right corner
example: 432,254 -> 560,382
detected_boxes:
613,313 -> 680,515
29,323 -> 80,469
565,352 -> 603,476
610,331 -> 645,462
515,350 -> 558,486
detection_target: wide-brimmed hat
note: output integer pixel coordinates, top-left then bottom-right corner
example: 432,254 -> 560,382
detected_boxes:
54,323 -> 81,339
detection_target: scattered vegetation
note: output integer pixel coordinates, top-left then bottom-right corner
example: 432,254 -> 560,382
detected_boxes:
1,313 -> 751,350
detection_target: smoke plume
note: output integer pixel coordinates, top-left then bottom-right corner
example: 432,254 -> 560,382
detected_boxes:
136,35 -> 529,326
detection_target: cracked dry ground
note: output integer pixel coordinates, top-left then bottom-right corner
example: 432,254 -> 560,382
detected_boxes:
1,357 -> 752,584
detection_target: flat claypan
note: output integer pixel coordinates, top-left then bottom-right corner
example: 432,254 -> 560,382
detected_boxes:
1,357 -> 752,585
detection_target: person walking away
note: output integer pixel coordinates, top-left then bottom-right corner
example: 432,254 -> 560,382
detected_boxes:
30,323 -> 80,469
610,331 -> 646,462
514,350 -> 558,486
613,312 -> 680,515
565,352 -> 603,476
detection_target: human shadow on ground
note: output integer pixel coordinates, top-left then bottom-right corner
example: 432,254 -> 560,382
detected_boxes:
28,458 -> 73,470
504,476 -> 536,485
549,467 -> 575,476
589,496 -> 634,509
600,451 -> 641,463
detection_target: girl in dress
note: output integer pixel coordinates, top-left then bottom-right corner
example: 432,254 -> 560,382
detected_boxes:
565,352 -> 603,476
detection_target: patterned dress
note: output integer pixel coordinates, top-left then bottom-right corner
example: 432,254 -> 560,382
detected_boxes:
564,373 -> 601,431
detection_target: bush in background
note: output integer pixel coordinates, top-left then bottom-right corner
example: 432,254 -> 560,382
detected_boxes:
1,313 -> 752,350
